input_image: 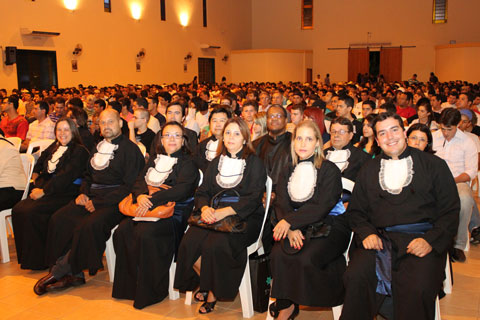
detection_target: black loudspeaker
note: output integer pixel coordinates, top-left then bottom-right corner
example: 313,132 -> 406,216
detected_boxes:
5,46 -> 17,65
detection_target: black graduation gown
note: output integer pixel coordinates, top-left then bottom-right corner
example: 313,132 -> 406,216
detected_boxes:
252,131 -> 291,191
112,149 -> 199,309
45,135 -> 145,274
194,135 -> 217,174
270,159 -> 350,307
325,143 -> 370,183
12,141 -> 89,270
174,151 -> 266,300
78,127 -> 95,152
341,147 -> 460,320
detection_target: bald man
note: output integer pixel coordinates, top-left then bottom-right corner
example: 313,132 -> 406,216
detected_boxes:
34,109 -> 145,295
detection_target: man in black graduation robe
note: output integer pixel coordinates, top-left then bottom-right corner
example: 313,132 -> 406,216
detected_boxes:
341,112 -> 459,320
34,109 -> 145,295
324,116 -> 369,183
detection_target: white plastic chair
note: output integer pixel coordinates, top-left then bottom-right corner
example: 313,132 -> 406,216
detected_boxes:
6,137 -> 21,150
26,139 -> 55,156
185,176 -> 273,318
0,154 -> 35,263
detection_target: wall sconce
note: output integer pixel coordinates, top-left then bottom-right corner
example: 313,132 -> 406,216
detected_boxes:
130,3 -> 142,20
137,48 -> 146,59
222,54 -> 229,62
184,52 -> 192,62
64,0 -> 78,11
72,44 -> 83,56
179,12 -> 189,27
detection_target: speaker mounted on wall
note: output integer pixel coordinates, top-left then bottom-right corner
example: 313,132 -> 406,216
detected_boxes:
5,46 -> 17,65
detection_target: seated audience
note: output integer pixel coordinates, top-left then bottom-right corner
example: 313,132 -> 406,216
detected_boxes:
0,95 -> 28,140
252,111 -> 267,141
21,100 -> 56,152
355,114 -> 381,157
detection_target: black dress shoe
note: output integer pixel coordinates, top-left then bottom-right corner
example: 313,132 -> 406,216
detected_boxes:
451,248 -> 466,263
46,274 -> 86,292
471,227 -> 480,244
34,273 -> 58,296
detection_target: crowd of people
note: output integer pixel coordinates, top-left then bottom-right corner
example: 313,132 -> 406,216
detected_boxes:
1,74 -> 479,320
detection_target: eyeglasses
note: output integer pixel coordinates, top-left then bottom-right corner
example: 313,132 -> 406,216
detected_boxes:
267,114 -> 285,119
330,129 -> 350,135
161,133 -> 183,140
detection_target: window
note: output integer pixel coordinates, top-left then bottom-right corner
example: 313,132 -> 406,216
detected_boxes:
104,0 -> 111,13
202,0 -> 207,27
433,0 -> 447,24
160,0 -> 166,21
301,0 -> 313,29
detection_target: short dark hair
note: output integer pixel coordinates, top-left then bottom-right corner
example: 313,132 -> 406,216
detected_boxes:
37,101 -> 49,115
330,117 -> 353,133
191,96 -> 209,112
268,104 -> 288,118
378,102 -> 397,113
362,100 -> 376,110
7,95 -> 19,110
460,92 -> 474,102
338,95 -> 354,108
157,91 -> 172,103
109,101 -> 122,113
135,97 -> 148,109
243,99 -> 259,112
439,108 -> 461,127
448,92 -> 459,99
209,105 -> 232,122
68,97 -> 83,109
291,104 -> 305,113
94,99 -> 106,109
166,101 -> 186,117
372,112 -> 404,136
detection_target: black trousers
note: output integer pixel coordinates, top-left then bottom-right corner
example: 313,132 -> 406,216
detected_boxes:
46,200 -> 124,275
12,195 -> 73,269
340,248 -> 446,320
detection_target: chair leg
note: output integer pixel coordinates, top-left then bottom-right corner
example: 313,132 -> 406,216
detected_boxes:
104,233 -> 115,283
0,211 -> 10,263
239,259 -> 254,318
169,260 -> 180,300
434,295 -> 441,320
185,291 -> 193,305
332,305 -> 343,320
443,253 -> 452,294
6,216 -> 13,237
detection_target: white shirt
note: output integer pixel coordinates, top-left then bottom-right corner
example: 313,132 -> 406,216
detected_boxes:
432,129 -> 478,180
441,102 -> 456,110
409,119 -> 439,131
26,117 -> 56,141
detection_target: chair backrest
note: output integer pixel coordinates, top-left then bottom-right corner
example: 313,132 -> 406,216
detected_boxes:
250,176 -> 272,253
6,137 -> 21,150
342,177 -> 355,193
19,154 -> 35,200
26,139 -> 55,156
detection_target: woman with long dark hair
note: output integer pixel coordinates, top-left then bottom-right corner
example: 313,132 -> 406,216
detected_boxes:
12,117 -> 89,270
355,114 -> 381,157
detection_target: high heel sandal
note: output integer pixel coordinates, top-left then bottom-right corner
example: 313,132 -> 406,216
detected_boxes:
269,299 -> 298,319
199,300 -> 217,314
193,290 -> 208,302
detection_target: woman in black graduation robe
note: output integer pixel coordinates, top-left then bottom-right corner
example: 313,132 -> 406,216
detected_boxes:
12,117 -> 89,270
112,121 -> 199,309
174,117 -> 266,314
269,120 -> 351,318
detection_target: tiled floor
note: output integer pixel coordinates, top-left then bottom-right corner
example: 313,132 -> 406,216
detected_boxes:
1,238 -> 479,319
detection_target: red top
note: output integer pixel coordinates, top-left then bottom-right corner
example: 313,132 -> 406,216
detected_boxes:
396,105 -> 417,119
0,115 -> 29,140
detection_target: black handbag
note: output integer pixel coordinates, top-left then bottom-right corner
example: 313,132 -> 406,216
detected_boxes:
281,221 -> 331,255
188,189 -> 247,233
249,254 -> 271,313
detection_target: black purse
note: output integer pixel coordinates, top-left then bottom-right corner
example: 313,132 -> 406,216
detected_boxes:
281,221 -> 331,255
188,189 -> 247,233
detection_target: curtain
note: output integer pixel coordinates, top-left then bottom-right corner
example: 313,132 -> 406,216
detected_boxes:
348,48 -> 369,82
380,47 -> 402,82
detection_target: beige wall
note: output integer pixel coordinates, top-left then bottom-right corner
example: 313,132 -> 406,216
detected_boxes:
435,43 -> 480,83
251,0 -> 480,83
231,49 -> 312,83
0,0 -> 252,90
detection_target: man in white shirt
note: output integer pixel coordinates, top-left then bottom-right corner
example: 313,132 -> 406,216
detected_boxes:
433,108 -> 478,262
21,101 -> 55,152
440,92 -> 458,110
